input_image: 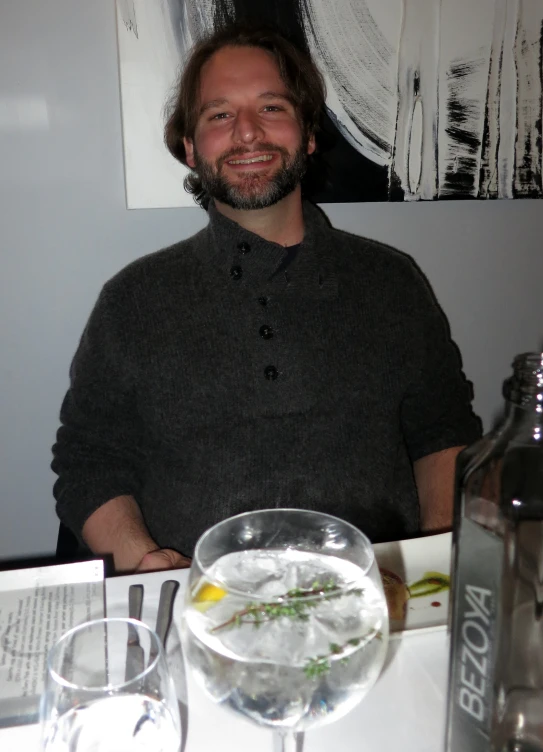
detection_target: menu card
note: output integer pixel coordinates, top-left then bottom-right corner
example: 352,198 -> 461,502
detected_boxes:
0,559 -> 105,727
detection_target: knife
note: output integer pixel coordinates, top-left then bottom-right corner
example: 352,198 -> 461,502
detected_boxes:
125,584 -> 144,682
153,580 -> 179,659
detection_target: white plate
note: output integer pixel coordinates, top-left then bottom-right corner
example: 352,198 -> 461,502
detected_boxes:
374,532 -> 452,637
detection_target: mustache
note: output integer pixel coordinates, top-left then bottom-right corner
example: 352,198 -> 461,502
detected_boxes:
218,143 -> 289,168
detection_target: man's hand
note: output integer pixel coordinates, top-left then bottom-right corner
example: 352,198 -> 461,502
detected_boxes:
136,548 -> 191,573
82,495 -> 189,573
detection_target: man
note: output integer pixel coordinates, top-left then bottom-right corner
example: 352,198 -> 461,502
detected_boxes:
52,25 -> 480,573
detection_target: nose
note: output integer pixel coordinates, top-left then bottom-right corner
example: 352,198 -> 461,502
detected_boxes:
233,108 -> 263,145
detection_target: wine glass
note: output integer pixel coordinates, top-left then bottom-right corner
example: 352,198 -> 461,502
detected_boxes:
181,508 -> 389,751
40,617 -> 181,752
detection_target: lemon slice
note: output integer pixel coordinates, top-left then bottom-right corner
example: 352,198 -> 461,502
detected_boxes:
193,582 -> 228,612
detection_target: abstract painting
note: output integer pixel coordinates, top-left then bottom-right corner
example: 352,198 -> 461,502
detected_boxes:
116,0 -> 543,208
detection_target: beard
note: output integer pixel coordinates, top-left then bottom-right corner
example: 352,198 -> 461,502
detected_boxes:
193,140 -> 308,210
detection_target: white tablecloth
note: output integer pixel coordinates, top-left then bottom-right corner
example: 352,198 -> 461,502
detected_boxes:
0,568 -> 449,751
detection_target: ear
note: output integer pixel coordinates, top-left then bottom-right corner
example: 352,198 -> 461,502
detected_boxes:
184,137 -> 196,168
307,132 -> 316,156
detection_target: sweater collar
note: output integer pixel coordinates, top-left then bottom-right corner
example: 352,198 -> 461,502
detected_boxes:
196,200 -> 337,297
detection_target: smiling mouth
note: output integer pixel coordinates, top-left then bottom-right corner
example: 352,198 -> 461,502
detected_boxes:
227,155 -> 274,165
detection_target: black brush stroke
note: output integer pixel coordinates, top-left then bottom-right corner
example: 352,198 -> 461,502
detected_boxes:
212,0 -> 306,48
541,19 -> 543,156
441,60 -> 482,197
540,19 -> 543,189
513,23 -> 543,197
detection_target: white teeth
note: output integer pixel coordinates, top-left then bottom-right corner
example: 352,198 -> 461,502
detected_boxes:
228,155 -> 273,165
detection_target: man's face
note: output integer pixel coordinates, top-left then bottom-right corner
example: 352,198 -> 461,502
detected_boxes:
183,45 -> 316,210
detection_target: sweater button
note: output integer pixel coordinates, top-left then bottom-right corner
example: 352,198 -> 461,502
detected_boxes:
230,266 -> 243,280
259,325 -> 274,340
264,365 -> 278,381
237,242 -> 251,254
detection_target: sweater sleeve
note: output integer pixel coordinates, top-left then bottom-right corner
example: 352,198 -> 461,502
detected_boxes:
51,284 -> 144,539
399,265 -> 482,463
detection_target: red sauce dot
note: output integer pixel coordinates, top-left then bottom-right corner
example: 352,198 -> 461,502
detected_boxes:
431,601 -> 441,607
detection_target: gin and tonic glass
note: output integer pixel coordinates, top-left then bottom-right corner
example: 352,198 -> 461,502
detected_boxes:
182,508 -> 389,751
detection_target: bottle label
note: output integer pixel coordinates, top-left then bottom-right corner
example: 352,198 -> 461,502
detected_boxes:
446,515 -> 503,751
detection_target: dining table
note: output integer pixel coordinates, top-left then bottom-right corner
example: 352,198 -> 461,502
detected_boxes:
0,564 -> 451,751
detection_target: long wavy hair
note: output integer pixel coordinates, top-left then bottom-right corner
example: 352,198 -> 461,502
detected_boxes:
164,24 -> 327,209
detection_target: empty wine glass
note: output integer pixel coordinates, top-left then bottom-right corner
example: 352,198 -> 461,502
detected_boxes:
40,617 -> 181,752
181,508 -> 389,751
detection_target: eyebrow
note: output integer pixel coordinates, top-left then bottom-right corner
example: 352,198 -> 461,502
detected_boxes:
258,91 -> 294,104
199,98 -> 229,116
199,91 -> 294,116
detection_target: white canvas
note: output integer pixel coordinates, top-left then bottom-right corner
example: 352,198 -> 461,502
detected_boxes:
116,1 -> 193,208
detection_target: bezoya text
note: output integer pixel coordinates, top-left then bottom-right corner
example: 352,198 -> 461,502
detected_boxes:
457,584 -> 493,723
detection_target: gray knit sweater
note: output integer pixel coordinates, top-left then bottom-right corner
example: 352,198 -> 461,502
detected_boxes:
52,202 -> 481,553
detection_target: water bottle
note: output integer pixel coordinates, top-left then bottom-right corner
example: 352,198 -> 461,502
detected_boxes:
446,353 -> 543,752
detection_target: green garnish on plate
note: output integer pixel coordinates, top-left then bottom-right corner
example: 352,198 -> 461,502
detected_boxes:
408,571 -> 450,599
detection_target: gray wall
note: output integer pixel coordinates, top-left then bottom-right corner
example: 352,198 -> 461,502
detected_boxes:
1,0 -> 542,560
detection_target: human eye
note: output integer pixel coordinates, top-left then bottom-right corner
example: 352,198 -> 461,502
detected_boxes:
209,111 -> 229,121
262,104 -> 284,112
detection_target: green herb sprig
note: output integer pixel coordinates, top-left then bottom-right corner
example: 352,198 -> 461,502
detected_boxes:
210,579 -> 361,634
303,629 -> 383,679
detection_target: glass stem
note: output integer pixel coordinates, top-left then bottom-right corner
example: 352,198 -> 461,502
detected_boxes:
273,730 -> 303,752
